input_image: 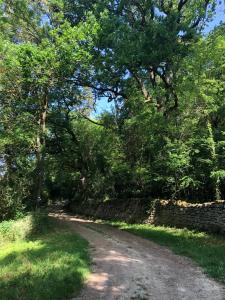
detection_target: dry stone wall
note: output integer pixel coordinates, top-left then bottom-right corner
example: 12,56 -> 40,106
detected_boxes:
70,199 -> 225,234
70,198 -> 148,223
147,200 -> 225,234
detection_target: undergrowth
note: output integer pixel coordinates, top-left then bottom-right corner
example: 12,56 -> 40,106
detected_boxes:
0,213 -> 90,300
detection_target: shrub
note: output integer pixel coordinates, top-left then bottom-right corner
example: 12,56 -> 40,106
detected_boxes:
0,185 -> 25,221
0,212 -> 51,244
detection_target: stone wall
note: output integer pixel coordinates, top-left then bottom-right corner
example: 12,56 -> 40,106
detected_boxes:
70,198 -> 149,223
147,200 -> 225,234
70,199 -> 225,234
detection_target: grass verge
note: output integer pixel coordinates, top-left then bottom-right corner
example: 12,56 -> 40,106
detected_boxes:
101,220 -> 225,284
0,214 -> 90,300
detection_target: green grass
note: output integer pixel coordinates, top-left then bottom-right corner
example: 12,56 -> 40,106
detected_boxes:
101,220 -> 225,284
0,214 -> 90,300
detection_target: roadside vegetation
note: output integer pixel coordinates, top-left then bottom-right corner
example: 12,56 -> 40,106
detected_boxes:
1,1 -> 225,223
102,220 -> 225,284
0,213 -> 90,300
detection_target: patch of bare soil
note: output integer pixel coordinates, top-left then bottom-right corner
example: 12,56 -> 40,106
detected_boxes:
52,213 -> 225,300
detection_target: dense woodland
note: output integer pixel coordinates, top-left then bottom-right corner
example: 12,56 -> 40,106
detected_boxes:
0,0 -> 224,220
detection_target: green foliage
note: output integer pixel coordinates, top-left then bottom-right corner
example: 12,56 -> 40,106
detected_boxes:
0,213 -> 50,243
0,186 -> 25,221
0,1 -> 225,219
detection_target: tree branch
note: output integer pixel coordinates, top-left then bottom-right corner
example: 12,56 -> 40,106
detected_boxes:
79,112 -> 104,126
178,0 -> 189,12
130,70 -> 152,103
190,0 -> 210,29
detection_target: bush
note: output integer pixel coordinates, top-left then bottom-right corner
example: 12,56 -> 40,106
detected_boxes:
0,185 -> 25,221
0,212 -> 51,244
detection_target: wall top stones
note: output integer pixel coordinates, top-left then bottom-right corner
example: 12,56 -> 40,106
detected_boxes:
151,199 -> 225,234
157,199 -> 225,208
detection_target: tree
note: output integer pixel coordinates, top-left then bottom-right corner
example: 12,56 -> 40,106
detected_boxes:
0,0 -> 99,208
69,0 -> 218,112
0,0 -> 224,220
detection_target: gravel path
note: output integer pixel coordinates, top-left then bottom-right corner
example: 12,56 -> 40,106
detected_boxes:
53,213 -> 225,300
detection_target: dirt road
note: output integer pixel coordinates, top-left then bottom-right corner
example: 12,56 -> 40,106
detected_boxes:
53,213 -> 225,300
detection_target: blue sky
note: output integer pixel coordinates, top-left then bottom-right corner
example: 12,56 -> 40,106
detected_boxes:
93,2 -> 225,116
204,2 -> 225,34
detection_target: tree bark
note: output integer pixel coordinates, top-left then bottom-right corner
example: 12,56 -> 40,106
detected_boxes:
34,94 -> 48,208
207,119 -> 221,200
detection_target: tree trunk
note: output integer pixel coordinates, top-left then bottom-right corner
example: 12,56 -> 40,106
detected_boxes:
34,94 -> 48,208
207,119 -> 221,200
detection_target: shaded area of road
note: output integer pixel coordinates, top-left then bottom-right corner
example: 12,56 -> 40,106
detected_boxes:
51,212 -> 225,300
